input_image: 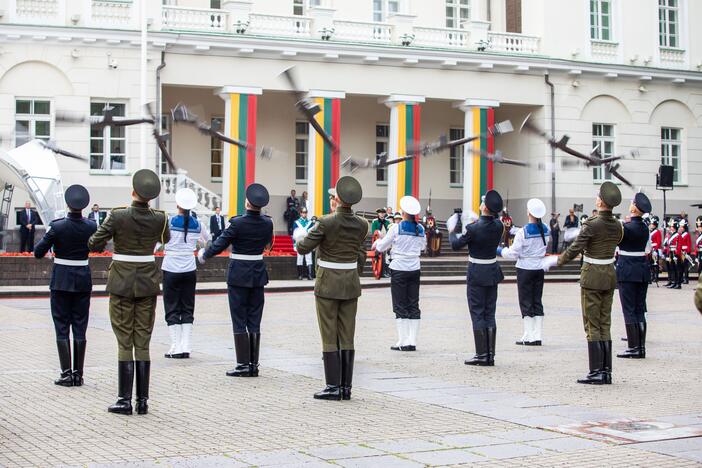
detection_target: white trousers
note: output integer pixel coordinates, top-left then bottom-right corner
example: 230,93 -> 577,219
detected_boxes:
296,253 -> 312,266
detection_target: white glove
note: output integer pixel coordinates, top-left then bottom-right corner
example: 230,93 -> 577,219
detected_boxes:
292,227 -> 308,243
542,255 -> 559,272
446,213 -> 460,233
197,248 -> 207,265
462,211 -> 478,227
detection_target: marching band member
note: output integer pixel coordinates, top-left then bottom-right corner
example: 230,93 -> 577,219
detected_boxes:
449,191 -> 504,367
679,219 -> 692,285
663,219 -> 674,287
199,184 -> 273,378
616,193 -> 651,359
371,208 -> 391,278
373,196 -> 426,352
294,207 -> 314,280
161,188 -> 210,359
34,185 -> 97,387
668,220 -> 681,289
649,215 -> 662,283
296,177 -> 369,401
695,217 -> 702,274
498,199 -> 550,347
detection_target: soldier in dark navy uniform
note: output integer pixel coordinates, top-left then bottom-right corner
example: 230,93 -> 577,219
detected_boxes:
198,184 -> 273,378
616,193 -> 652,359
34,185 -> 97,387
448,190 -> 505,367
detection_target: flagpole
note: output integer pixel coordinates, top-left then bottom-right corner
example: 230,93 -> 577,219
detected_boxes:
139,0 -> 147,170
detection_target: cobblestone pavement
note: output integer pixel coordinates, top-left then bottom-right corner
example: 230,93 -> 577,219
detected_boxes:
0,282 -> 701,467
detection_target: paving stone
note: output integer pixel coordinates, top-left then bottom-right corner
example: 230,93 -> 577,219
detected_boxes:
469,443 -> 546,459
632,438 -> 702,454
366,438 -> 446,453
528,436 -> 608,453
405,448 -> 486,465
303,444 -> 384,460
334,455 -> 424,467
484,428 -> 566,442
235,450 -> 320,466
429,433 -> 507,448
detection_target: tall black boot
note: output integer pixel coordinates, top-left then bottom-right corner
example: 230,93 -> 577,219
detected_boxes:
297,265 -> 304,280
135,361 -> 150,415
314,352 -> 342,400
340,350 -> 355,401
108,361 -> 134,415
54,340 -> 73,387
617,324 -> 643,359
602,340 -> 612,384
487,327 -> 496,365
72,340 -> 86,386
464,329 -> 492,366
639,322 -> 647,358
226,333 -> 252,377
577,342 -> 606,385
307,265 -> 314,281
249,333 -> 260,377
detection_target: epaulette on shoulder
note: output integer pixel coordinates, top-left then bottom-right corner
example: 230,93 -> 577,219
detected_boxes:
112,206 -> 127,211
50,217 -> 65,225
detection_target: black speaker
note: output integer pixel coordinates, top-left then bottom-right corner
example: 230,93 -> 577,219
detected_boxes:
658,165 -> 674,189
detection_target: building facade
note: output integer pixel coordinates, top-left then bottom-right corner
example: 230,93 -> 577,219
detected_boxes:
0,0 -> 700,237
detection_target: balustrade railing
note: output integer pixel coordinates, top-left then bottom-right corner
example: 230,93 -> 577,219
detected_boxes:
247,14 -> 311,38
659,47 -> 686,67
333,20 -> 393,43
488,32 -> 540,55
413,26 -> 470,49
161,171 -> 221,214
90,0 -> 133,28
161,5 -> 228,33
590,40 -> 619,62
14,0 -> 62,24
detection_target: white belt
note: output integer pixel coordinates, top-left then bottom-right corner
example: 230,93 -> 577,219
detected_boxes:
583,256 -> 615,265
469,256 -> 497,265
112,254 -> 155,263
54,258 -> 89,266
165,251 -> 195,257
230,253 -> 263,261
317,259 -> 357,270
618,250 -> 646,257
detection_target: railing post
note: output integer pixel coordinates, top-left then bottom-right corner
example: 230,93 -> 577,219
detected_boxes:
222,0 -> 252,34
387,12 -> 416,46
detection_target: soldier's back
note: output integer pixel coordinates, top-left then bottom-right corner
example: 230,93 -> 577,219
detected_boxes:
111,205 -> 168,255
317,210 -> 369,262
584,213 -> 623,259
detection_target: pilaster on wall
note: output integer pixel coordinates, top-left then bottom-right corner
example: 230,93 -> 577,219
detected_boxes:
217,86 -> 262,217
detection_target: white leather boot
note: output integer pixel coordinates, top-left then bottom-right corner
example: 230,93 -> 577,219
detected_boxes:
532,316 -> 543,345
516,317 -> 532,345
407,319 -> 420,351
391,319 -> 404,350
165,325 -> 183,358
180,323 -> 193,358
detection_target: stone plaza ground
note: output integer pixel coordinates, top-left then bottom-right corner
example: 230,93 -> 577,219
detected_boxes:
1,281 -> 701,467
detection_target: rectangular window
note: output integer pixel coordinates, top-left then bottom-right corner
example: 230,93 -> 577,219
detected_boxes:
373,0 -> 400,22
295,121 -> 309,183
90,102 -> 126,172
211,117 -> 224,180
592,123 -> 614,182
449,128 -> 464,186
376,124 -> 389,185
659,0 -> 679,47
446,0 -> 470,28
505,0 -> 522,33
15,99 -> 51,147
590,0 -> 612,41
294,0 -> 320,15
210,0 -> 221,8
661,127 -> 682,183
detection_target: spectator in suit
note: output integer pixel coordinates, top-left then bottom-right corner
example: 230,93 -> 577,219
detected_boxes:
18,201 -> 39,252
87,204 -> 106,227
284,189 -> 300,235
210,206 -> 226,242
549,213 -> 561,254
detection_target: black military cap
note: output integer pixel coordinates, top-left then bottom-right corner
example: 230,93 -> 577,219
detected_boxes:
633,192 -> 652,214
336,176 -> 363,205
696,216 -> 702,227
65,184 -> 90,210
133,169 -> 161,201
483,190 -> 503,214
246,183 -> 270,208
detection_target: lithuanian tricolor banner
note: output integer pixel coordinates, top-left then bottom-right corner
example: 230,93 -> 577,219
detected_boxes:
224,93 -> 258,216
307,98 -> 341,217
468,107 -> 495,213
388,104 -> 421,210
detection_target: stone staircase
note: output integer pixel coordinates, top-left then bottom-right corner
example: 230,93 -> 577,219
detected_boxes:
160,169 -> 222,216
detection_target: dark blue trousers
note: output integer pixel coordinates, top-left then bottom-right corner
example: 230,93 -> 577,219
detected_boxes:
467,284 -> 498,330
618,281 -> 647,324
50,290 -> 90,340
227,286 -> 265,333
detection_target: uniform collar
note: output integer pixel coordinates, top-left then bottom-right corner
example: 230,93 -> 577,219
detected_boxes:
337,206 -> 353,214
131,201 -> 149,208
479,215 -> 495,221
67,212 -> 82,219
245,209 -> 261,216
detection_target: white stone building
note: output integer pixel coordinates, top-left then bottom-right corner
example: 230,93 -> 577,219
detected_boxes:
0,0 -> 700,237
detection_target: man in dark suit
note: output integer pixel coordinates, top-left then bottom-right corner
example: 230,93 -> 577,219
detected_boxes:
87,204 -> 106,227
19,200 -> 39,252
210,206 -> 226,242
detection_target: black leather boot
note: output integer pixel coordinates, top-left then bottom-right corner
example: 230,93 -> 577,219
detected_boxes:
249,333 -> 260,377
487,327 -> 496,365
465,329 -> 492,366
314,352 -> 342,400
54,340 -> 73,387
617,324 -> 643,359
72,340 -> 86,386
340,349 -> 355,401
226,333 -> 252,377
602,340 -> 612,384
135,361 -> 150,415
108,361 -> 134,415
577,341 -> 606,385
639,322 -> 647,358
297,265 -> 304,280
307,265 -> 314,281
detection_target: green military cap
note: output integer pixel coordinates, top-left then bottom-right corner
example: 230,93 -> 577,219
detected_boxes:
335,176 -> 362,205
598,181 -> 621,208
133,169 -> 161,201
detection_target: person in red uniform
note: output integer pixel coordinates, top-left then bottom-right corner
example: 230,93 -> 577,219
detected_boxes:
679,219 -> 692,284
663,220 -> 675,287
695,217 -> 702,274
648,216 -> 662,284
669,220 -> 682,289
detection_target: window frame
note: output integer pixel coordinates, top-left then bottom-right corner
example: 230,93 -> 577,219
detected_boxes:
590,0 -> 613,41
375,123 -> 389,186
293,0 -> 320,16
373,0 -> 401,22
659,0 -> 680,48
661,126 -> 684,185
591,123 -> 615,183
89,101 -> 128,175
445,0 -> 471,29
210,116 -> 224,182
295,120 -> 309,185
449,127 -> 465,187
14,98 -> 52,148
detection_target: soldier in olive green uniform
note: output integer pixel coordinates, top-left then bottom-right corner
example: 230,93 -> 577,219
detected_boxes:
551,181 -> 623,385
88,169 -> 170,415
296,176 -> 369,401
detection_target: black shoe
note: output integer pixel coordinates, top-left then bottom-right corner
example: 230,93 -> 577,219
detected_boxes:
390,345 -> 402,351
602,340 -> 612,384
314,351 -> 342,400
340,350 -> 354,401
226,333 -> 252,377
525,341 -> 542,346
577,341 -> 607,385
72,339 -> 86,386
135,361 -> 150,415
108,361 -> 134,415
465,329 -> 493,366
403,345 -> 416,351
249,333 -> 260,377
639,322 -> 647,359
617,323 -> 644,359
672,283 -> 681,289
54,340 -> 73,387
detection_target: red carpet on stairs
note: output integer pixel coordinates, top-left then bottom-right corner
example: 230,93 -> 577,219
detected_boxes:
272,235 -> 296,255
